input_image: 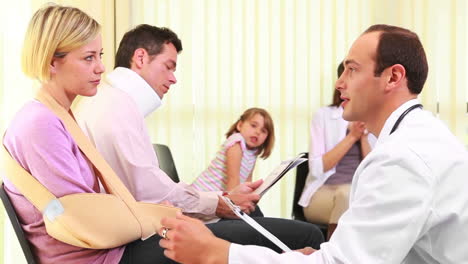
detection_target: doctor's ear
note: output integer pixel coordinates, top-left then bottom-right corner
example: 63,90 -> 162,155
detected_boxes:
385,64 -> 406,91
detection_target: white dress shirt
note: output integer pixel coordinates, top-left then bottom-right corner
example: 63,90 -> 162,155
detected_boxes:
229,99 -> 468,263
76,67 -> 219,219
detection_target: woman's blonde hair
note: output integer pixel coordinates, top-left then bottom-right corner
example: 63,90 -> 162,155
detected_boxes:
21,4 -> 101,82
226,108 -> 275,159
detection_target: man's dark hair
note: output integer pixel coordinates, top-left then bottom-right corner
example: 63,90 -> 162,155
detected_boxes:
364,24 -> 428,94
330,62 -> 345,107
115,24 -> 183,68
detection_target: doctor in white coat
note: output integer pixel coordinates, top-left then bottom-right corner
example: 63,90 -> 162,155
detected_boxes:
157,24 -> 468,264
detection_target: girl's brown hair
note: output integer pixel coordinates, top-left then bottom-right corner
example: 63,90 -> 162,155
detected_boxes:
225,108 -> 275,159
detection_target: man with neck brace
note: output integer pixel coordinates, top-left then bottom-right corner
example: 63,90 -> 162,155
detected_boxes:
76,24 -> 323,252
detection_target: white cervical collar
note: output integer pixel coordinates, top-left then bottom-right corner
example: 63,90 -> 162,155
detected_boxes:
106,67 -> 162,117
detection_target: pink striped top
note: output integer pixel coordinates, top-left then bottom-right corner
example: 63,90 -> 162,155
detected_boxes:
191,133 -> 257,191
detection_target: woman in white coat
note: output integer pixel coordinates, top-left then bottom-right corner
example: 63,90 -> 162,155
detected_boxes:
299,63 -> 376,239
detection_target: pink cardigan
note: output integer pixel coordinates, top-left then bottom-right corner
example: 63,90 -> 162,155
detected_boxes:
3,100 -> 124,264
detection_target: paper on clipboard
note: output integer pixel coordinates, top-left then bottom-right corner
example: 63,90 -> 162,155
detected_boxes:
253,153 -> 307,196
220,196 -> 292,252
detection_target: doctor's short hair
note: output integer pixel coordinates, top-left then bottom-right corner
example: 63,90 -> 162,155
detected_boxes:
21,4 -> 100,82
115,24 -> 183,69
364,24 -> 428,94
226,107 -> 275,159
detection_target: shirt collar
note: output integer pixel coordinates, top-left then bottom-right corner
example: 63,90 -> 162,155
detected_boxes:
377,98 -> 421,144
106,67 -> 162,117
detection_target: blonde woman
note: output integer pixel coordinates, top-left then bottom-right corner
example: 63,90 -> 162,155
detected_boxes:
2,4 -> 173,263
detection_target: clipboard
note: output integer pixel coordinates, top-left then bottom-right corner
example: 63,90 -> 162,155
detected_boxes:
220,196 -> 292,252
253,153 -> 307,196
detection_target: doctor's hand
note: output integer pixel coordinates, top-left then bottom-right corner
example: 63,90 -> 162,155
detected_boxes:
159,212 -> 230,264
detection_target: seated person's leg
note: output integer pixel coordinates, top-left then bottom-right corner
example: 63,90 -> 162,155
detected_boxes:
119,216 -> 325,263
327,184 -> 351,239
248,205 -> 264,217
303,185 -> 335,224
119,235 -> 178,264
329,184 -> 351,224
207,217 -> 324,253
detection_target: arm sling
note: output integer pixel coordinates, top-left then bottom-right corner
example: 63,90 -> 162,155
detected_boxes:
0,89 -> 180,249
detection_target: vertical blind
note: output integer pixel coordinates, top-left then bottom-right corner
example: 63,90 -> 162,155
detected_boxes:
1,0 -> 467,263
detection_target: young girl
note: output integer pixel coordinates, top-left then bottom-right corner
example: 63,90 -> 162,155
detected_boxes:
192,108 -> 275,193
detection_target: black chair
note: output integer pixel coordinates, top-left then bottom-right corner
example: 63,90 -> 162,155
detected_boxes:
291,153 -> 328,238
0,184 -> 37,264
152,144 -> 180,183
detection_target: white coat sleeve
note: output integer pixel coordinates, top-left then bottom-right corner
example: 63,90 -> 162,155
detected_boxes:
230,144 -> 434,263
317,144 -> 434,263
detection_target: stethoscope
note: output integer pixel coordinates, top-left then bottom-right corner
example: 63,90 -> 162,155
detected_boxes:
389,104 -> 423,135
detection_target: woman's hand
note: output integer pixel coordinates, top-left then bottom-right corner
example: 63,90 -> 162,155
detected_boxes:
348,121 -> 366,141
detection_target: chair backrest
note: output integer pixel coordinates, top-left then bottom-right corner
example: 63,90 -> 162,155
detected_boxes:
0,184 -> 37,264
152,144 -> 180,183
291,153 -> 309,221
